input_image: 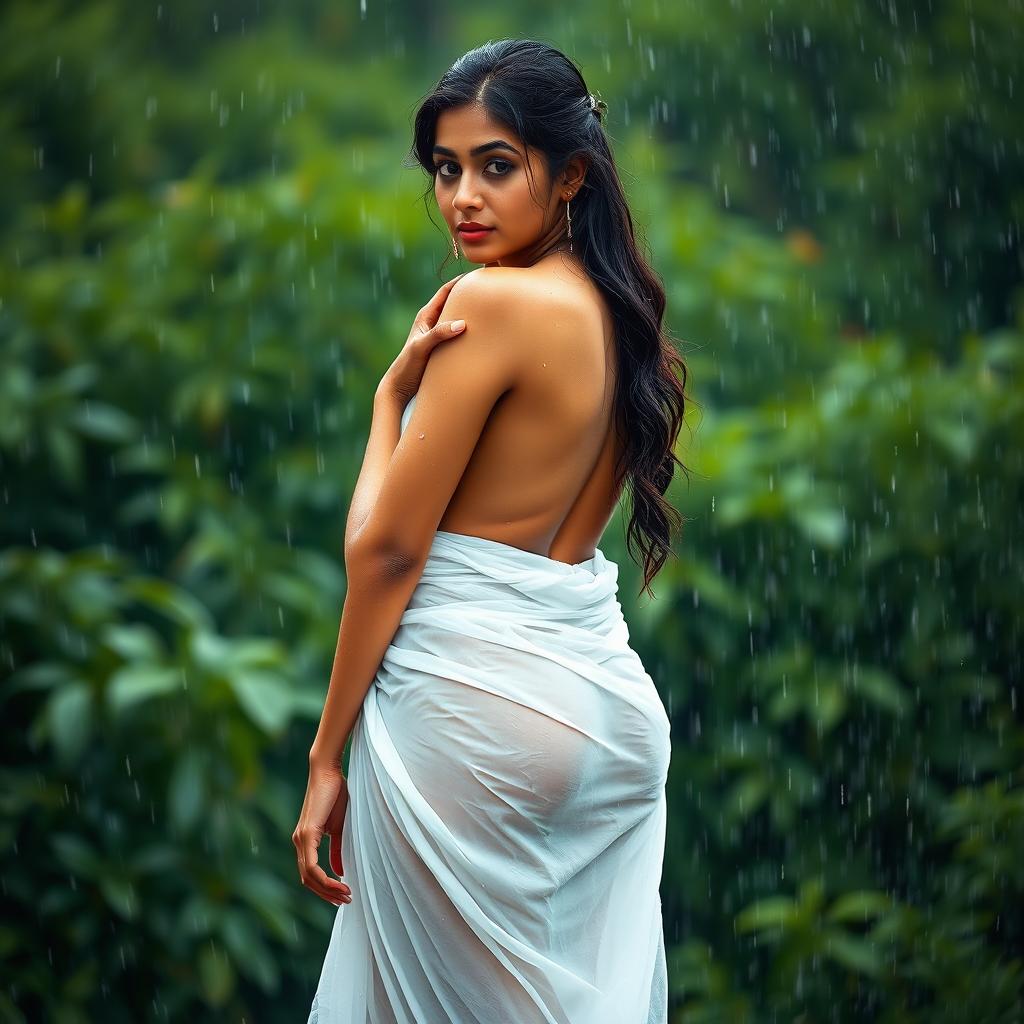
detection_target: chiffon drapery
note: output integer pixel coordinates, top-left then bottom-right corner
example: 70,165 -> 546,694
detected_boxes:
307,400 -> 672,1023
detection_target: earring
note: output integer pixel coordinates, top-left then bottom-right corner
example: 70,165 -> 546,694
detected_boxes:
451,233 -> 460,260
565,192 -> 574,253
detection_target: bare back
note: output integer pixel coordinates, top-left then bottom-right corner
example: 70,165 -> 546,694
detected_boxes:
436,257 -> 624,566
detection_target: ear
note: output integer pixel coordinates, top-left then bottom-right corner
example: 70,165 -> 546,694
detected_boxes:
562,156 -> 588,195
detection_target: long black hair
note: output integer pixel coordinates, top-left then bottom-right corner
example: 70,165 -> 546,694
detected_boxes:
407,38 -> 692,599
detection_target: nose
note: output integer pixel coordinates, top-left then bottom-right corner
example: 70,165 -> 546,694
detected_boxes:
451,173 -> 483,214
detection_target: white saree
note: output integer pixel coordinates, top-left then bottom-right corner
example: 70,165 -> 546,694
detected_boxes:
307,403 -> 672,1024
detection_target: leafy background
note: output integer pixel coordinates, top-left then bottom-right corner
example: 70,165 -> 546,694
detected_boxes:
1,1 -> 1021,1021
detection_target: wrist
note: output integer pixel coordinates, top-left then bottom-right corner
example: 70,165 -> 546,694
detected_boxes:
309,745 -> 345,774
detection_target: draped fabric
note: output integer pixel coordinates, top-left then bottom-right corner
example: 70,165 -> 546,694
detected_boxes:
307,397 -> 672,1023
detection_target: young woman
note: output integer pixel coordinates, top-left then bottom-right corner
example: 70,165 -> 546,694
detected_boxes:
295,37 -> 690,1023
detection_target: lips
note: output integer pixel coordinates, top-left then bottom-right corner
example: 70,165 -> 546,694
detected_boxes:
457,224 -> 494,245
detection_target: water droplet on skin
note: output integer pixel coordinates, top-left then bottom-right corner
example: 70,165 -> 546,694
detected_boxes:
418,432 -> 425,439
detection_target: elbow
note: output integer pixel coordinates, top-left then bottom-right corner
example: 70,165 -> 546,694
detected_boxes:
344,529 -> 420,581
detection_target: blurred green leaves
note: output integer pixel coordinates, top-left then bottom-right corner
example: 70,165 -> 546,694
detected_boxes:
1,0 -> 1022,1022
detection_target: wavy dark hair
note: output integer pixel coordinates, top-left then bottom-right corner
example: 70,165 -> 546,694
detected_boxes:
406,38 -> 692,599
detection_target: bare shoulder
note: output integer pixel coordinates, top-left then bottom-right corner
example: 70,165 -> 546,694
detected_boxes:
446,264 -> 578,310
443,265 -> 596,349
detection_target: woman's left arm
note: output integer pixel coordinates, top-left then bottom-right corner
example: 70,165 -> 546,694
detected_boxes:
310,271 -> 522,767
345,275 -> 469,544
294,270 -> 522,903
308,549 -> 424,770
293,479 -> 434,906
343,391 -> 404,545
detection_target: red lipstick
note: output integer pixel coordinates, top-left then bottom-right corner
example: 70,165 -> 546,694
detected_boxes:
457,222 -> 494,243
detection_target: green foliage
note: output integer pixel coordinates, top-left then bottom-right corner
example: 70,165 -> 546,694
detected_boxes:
1,0 -> 1021,1021
644,314 -> 1024,1022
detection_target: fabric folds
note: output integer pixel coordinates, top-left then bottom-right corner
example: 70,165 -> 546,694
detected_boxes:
306,527 -> 672,1023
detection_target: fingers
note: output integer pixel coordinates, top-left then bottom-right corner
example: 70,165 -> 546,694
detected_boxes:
411,318 -> 466,355
305,857 -> 353,905
432,319 -> 468,339
293,829 -> 353,906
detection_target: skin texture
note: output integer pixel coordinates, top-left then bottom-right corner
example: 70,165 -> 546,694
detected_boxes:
293,101 -> 625,905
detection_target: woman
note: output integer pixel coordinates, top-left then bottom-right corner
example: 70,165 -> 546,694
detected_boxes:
295,38 -> 690,1024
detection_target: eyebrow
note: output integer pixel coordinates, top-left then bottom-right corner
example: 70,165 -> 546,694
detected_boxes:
432,139 -> 519,158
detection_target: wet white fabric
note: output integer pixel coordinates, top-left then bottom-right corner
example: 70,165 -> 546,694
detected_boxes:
307,396 -> 672,1023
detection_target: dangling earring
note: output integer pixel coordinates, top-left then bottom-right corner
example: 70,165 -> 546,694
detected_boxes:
449,200 -> 461,260
565,192 -> 574,253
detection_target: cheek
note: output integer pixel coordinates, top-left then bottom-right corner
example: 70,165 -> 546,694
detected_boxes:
501,182 -> 542,228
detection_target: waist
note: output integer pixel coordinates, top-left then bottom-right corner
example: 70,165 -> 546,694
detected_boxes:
401,529 -> 627,637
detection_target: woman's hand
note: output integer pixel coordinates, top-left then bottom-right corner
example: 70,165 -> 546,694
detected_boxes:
292,760 -> 353,906
376,272 -> 470,407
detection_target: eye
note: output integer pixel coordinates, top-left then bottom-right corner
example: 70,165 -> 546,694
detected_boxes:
434,159 -> 514,179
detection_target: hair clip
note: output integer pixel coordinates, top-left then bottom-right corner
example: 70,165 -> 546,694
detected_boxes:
587,92 -> 608,120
